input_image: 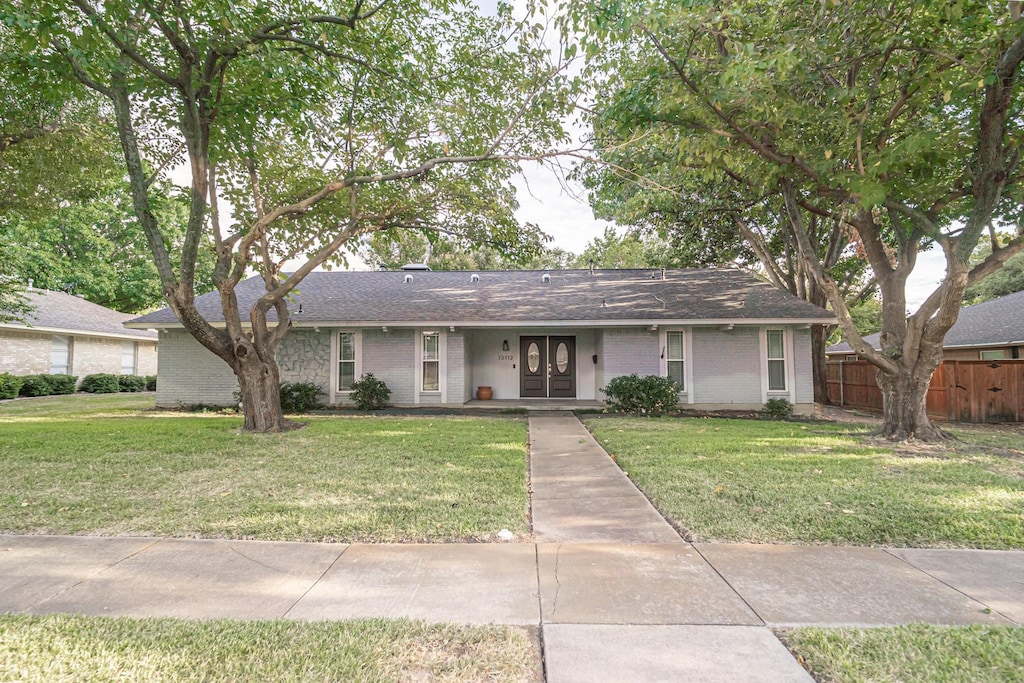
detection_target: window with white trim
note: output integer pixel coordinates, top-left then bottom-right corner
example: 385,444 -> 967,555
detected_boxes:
666,330 -> 685,391
422,332 -> 440,391
50,335 -> 71,374
766,329 -> 787,391
120,342 -> 136,375
338,332 -> 356,391
979,349 -> 1006,360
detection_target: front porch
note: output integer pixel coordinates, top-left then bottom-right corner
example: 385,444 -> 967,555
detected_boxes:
463,399 -> 605,411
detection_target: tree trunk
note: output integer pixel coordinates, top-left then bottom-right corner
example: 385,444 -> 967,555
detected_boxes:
875,356 -> 950,441
232,339 -> 290,433
810,324 -> 832,405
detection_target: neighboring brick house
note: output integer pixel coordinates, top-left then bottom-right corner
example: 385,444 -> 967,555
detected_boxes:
1,288 -> 158,380
127,268 -> 835,413
827,289 -> 1024,361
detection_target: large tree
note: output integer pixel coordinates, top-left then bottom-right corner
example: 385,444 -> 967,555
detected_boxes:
567,0 -> 1024,440
4,0 -> 573,431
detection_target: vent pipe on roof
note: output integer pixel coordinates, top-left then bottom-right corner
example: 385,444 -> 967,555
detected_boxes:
542,273 -> 551,283
589,259 -> 595,274
470,273 -> 480,283
404,274 -> 413,284
661,267 -> 666,280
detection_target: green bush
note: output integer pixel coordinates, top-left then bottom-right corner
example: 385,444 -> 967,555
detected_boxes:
0,373 -> 23,399
118,375 -> 148,392
47,374 -> 78,394
144,375 -> 158,391
603,374 -> 680,414
279,381 -> 325,413
80,373 -> 121,394
349,373 -> 391,411
18,374 -> 54,397
763,397 -> 794,419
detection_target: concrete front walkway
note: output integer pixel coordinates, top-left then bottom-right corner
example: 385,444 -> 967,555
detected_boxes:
1,412 -> 1022,682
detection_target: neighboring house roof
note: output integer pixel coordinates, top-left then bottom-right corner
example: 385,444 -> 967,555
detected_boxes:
1,289 -> 158,341
126,268 -> 835,328
827,289 -> 1024,354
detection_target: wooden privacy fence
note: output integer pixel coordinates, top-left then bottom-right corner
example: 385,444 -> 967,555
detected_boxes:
826,359 -> 1024,423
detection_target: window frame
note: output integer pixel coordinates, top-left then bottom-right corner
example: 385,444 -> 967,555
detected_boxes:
421,331 -> 440,393
50,335 -> 72,375
979,349 -> 1007,360
120,341 -> 137,375
765,328 -> 788,393
665,330 -> 686,392
658,328 -> 691,402
332,330 -> 362,401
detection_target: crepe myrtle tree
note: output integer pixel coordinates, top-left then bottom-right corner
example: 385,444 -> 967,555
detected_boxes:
565,0 -> 1024,440
5,0 -> 575,431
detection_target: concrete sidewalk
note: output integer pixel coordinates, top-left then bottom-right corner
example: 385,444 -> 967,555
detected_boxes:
2,412 -> 1022,682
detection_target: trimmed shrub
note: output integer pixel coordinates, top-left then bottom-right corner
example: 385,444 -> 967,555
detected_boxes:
603,374 -> 680,415
80,373 -> 121,394
0,373 -> 23,399
279,381 -> 325,413
349,373 -> 391,411
18,374 -> 54,397
144,375 -> 158,391
763,397 -> 794,419
118,375 -> 148,392
47,374 -> 78,394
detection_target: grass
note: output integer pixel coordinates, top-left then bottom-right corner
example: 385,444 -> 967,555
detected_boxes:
583,416 -> 1024,548
782,625 -> 1024,683
0,614 -> 540,682
0,394 -> 529,542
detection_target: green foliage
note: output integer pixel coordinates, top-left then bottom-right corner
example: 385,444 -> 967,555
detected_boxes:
0,373 -> 23,399
79,374 -> 121,394
117,375 -> 147,393
349,373 -> 391,411
762,398 -> 793,419
278,381 -> 324,413
570,226 -> 674,269
46,374 -> 78,395
603,374 -> 680,414
144,375 -> 157,392
17,375 -> 54,397
965,234 -> 1024,304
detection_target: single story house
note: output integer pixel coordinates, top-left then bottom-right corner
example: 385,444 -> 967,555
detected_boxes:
127,268 -> 835,413
1,288 -> 158,378
827,289 -> 1024,361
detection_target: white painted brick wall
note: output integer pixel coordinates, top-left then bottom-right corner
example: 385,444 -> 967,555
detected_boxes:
155,330 -> 238,407
600,328 -> 660,395
793,327 -> 814,404
447,332 -> 465,404
137,343 -> 158,375
691,327 -> 762,404
362,329 -> 416,404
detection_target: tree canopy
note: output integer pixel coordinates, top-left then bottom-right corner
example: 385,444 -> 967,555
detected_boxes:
565,0 -> 1024,439
3,0 -> 575,430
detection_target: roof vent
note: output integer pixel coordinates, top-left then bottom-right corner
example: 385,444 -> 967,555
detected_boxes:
401,263 -> 431,271
404,274 -> 414,284
470,273 -> 480,283
542,273 -> 551,283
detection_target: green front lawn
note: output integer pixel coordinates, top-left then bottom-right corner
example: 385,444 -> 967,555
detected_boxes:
584,416 -> 1024,548
0,615 -> 540,683
0,395 -> 528,542
783,625 -> 1024,683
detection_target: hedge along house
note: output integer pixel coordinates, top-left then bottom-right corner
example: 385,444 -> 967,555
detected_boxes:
1,288 -> 158,380
126,268 -> 835,413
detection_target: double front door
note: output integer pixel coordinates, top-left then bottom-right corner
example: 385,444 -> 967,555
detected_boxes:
520,336 -> 576,398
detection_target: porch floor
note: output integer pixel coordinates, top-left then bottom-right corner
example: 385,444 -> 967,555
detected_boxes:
463,399 -> 605,411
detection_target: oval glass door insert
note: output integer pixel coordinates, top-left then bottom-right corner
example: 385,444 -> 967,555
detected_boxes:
555,342 -> 569,373
527,342 -> 541,373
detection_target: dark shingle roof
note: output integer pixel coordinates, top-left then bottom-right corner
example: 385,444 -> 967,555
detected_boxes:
128,269 -> 834,327
828,289 -> 1024,353
2,289 -> 157,340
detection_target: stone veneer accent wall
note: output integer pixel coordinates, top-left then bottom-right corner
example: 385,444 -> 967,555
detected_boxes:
276,328 -> 331,398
